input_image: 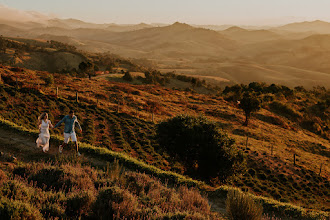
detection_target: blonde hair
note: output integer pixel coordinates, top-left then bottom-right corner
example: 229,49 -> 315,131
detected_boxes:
38,112 -> 48,125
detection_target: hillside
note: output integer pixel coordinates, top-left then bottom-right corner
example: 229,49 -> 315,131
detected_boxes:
0,36 -> 147,74
221,26 -> 282,44
272,20 -> 330,35
0,65 -> 329,216
239,34 -> 330,74
2,20 -> 330,88
0,125 -> 221,219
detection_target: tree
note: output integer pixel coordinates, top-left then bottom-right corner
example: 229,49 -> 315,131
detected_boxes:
0,37 -> 6,54
123,72 -> 133,82
239,92 -> 261,126
157,115 -> 244,180
145,100 -> 161,122
79,61 -> 93,79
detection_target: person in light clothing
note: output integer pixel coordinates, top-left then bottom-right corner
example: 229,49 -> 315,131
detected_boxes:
54,110 -> 82,156
36,112 -> 54,153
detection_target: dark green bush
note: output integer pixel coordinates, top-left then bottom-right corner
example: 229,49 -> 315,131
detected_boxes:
157,115 -> 245,180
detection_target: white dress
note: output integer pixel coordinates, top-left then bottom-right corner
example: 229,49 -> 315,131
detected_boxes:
36,120 -> 51,152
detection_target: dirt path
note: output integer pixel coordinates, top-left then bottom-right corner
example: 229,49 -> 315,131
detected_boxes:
0,127 -> 106,168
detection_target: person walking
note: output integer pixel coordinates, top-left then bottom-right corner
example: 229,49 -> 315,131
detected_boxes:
54,110 -> 82,156
36,112 -> 54,153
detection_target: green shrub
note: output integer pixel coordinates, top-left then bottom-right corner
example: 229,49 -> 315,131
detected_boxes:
226,189 -> 263,220
0,197 -> 43,220
157,115 -> 245,180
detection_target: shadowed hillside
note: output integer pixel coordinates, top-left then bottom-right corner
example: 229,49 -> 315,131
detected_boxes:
0,65 -> 329,216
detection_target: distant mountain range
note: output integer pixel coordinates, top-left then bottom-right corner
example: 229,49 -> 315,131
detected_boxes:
1,17 -> 330,88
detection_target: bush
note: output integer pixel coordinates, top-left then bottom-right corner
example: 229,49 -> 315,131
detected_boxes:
269,101 -> 300,120
44,74 -> 54,87
226,189 -> 263,220
1,180 -> 31,201
0,197 -> 43,220
65,191 -> 95,218
29,165 -> 95,192
40,203 -> 65,219
123,71 -> 134,82
157,115 -> 244,180
92,186 -> 139,219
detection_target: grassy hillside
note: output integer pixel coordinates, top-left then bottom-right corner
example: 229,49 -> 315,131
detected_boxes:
0,36 -> 147,74
0,65 -> 329,215
0,130 -> 218,219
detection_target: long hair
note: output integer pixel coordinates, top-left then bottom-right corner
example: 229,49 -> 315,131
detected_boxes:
38,112 -> 48,125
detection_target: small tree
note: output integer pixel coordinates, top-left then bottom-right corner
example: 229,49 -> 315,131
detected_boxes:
239,92 -> 261,126
145,100 -> 161,122
79,61 -> 93,79
123,72 -> 133,82
44,74 -> 54,87
157,115 -> 244,180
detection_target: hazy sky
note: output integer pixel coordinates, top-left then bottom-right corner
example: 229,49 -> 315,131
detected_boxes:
1,0 -> 330,25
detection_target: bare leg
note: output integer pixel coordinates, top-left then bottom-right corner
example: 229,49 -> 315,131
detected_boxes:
74,141 -> 79,152
74,141 -> 81,156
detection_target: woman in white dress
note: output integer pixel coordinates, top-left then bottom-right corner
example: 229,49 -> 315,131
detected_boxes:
36,113 -> 54,153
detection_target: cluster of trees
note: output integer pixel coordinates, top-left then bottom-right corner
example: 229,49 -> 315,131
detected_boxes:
0,37 -> 32,57
223,82 -> 294,100
48,40 -> 77,51
134,70 -> 207,88
224,82 -> 330,139
0,37 -> 80,56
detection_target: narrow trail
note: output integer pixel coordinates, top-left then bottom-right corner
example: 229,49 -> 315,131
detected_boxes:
0,126 -> 228,217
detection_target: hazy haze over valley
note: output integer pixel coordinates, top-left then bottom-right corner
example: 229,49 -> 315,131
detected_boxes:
1,3 -> 330,88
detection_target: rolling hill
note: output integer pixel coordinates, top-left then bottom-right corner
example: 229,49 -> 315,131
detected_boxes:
2,19 -> 330,88
272,20 -> 330,35
0,64 -> 329,219
220,26 -> 282,44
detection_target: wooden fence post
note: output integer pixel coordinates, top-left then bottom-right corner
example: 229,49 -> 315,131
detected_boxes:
271,145 -> 274,156
245,135 -> 249,150
319,163 -> 323,176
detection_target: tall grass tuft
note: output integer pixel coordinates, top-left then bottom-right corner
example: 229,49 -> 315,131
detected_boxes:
226,189 -> 263,220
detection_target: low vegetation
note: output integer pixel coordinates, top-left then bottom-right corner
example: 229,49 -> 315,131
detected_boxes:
0,65 -> 329,218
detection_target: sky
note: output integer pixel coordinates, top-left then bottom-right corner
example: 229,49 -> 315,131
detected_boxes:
1,0 -> 330,25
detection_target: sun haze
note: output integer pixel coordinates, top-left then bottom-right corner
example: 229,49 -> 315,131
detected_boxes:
1,0 -> 330,25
